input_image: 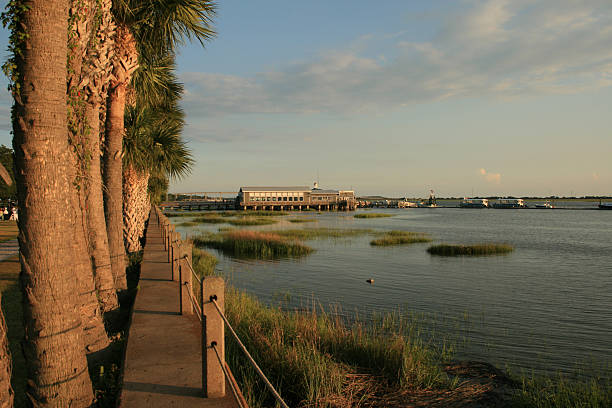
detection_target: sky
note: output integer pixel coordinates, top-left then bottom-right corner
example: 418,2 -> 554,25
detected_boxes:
1,0 -> 611,197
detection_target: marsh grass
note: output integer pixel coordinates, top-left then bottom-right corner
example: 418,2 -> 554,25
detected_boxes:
269,227 -> 374,240
371,230 -> 433,246
226,217 -> 278,226
512,372 -> 612,408
354,213 -> 393,219
288,218 -> 317,223
193,215 -> 226,224
427,243 -> 514,256
192,247 -> 218,277
193,230 -> 313,259
177,221 -> 198,227
221,289 -> 454,408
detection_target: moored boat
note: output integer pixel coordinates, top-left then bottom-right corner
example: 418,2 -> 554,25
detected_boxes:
535,201 -> 554,209
599,202 -> 612,210
460,198 -> 489,208
492,198 -> 526,208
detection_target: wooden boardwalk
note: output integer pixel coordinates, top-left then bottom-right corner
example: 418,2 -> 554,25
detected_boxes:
120,211 -> 241,407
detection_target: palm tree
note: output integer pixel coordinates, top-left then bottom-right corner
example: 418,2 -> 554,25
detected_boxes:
123,59 -> 193,251
66,0 -> 112,351
0,291 -> 13,408
9,0 -> 94,404
104,0 -> 215,275
80,0 -> 120,311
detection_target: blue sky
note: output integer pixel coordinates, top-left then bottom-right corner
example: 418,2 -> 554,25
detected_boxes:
1,0 -> 611,197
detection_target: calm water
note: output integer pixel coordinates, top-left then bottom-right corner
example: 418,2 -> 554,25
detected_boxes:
176,208 -> 612,377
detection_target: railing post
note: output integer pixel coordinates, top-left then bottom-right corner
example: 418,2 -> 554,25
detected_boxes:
180,250 -> 193,315
172,232 -> 181,281
203,277 -> 225,398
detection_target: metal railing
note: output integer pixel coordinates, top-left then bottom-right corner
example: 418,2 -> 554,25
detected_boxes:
154,206 -> 289,407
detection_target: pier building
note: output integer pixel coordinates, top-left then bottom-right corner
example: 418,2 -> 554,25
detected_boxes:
238,185 -> 356,211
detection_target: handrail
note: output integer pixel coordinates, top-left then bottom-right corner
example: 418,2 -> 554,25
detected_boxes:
160,205 -> 288,406
211,342 -> 246,408
181,254 -> 202,284
209,298 -> 290,408
184,281 -> 203,320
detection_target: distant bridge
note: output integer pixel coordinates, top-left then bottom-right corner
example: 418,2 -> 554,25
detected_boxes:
161,192 -> 238,210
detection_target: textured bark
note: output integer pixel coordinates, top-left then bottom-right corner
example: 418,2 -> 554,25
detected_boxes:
104,82 -> 128,291
11,0 -> 94,405
85,103 -> 119,312
80,0 -> 119,311
0,292 -> 13,408
123,165 -> 150,253
67,0 -> 111,352
104,24 -> 138,290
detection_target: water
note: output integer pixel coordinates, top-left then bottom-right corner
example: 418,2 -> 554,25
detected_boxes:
176,208 -> 612,378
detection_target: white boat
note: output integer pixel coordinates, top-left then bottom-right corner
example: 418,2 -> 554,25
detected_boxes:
535,201 -> 554,209
418,190 -> 438,208
599,202 -> 612,210
460,198 -> 489,208
492,198 -> 526,208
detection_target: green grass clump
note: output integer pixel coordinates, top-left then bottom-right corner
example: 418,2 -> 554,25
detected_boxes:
288,218 -> 317,223
193,230 -> 313,259
192,247 -> 218,277
371,230 -> 432,246
193,215 -> 226,224
226,217 -> 278,226
222,289 -> 453,408
354,213 -> 393,219
177,221 -> 198,227
512,372 -> 612,408
269,228 -> 373,240
427,243 -> 513,256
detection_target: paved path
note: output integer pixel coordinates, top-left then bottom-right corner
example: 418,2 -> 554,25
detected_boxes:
120,210 -> 241,408
0,239 -> 18,261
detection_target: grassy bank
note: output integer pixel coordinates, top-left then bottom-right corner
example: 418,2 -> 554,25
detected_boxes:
354,213 -> 393,219
427,243 -> 514,256
288,218 -> 317,223
193,230 -> 313,259
191,248 -> 611,407
371,231 -> 432,246
226,217 -> 278,226
268,227 -> 373,240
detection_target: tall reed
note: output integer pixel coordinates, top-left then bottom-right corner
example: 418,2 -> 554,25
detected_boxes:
427,243 -> 513,256
193,230 -> 313,259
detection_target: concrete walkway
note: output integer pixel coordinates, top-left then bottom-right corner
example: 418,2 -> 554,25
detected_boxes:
0,239 -> 18,261
120,211 -> 241,407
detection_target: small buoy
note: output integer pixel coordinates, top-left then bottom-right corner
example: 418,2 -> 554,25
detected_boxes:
366,279 -> 374,284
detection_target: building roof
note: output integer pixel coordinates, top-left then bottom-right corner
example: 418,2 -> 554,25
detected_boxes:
310,189 -> 339,194
240,186 -> 310,192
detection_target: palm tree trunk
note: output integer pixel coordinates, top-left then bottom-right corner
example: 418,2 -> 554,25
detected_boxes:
123,165 -> 150,252
104,24 -> 138,290
0,291 -> 14,408
86,102 -> 119,311
104,82 -> 128,290
11,0 -> 94,404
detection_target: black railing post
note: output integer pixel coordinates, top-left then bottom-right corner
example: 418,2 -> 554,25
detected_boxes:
178,264 -> 183,315
201,281 -> 207,397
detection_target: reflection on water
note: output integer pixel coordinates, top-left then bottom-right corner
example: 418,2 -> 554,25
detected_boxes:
177,207 -> 612,378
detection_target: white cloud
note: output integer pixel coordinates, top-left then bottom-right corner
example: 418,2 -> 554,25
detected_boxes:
180,0 -> 612,117
480,168 -> 502,184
